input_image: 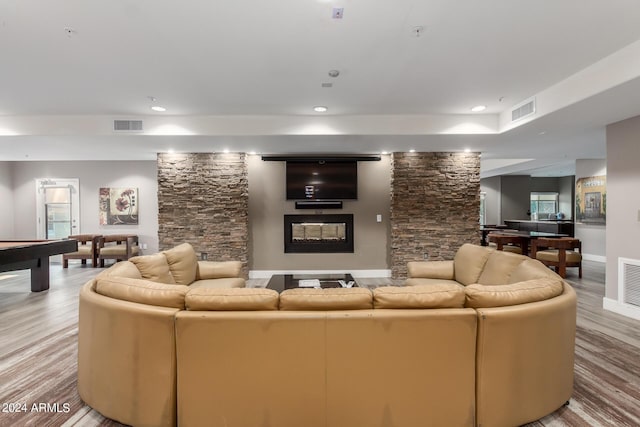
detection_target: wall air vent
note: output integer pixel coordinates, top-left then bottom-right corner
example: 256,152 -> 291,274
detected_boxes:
511,97 -> 536,122
619,258 -> 640,307
113,120 -> 143,132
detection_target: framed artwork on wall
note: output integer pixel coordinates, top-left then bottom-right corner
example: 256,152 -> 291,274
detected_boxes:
575,176 -> 606,224
99,187 -> 139,225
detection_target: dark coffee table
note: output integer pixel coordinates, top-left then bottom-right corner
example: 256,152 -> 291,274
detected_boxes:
266,273 -> 357,293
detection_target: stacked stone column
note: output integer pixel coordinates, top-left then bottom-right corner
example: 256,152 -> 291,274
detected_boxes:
390,152 -> 480,278
157,153 -> 248,276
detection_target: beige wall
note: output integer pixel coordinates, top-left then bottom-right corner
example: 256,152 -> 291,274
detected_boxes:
606,115 -> 640,303
0,162 -> 14,237
575,159 -> 606,260
248,155 -> 391,272
10,160 -> 159,253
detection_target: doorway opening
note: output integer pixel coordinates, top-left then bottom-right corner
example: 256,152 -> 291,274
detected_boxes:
35,178 -> 80,244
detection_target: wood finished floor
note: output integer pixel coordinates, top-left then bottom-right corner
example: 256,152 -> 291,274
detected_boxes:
0,261 -> 638,427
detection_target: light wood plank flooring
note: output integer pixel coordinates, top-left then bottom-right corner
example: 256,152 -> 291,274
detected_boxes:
0,260 -> 638,426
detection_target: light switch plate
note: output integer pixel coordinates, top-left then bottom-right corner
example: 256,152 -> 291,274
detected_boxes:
376,214 -> 382,222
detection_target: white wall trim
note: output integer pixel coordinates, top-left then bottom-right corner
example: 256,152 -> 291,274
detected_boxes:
583,253 -> 607,263
249,269 -> 392,279
603,297 -> 640,321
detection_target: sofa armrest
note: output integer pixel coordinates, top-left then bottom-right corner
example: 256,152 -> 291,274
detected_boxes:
407,260 -> 455,280
474,283 -> 576,427
196,261 -> 242,279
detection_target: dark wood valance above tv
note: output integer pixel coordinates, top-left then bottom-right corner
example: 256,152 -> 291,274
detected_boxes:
261,155 -> 381,162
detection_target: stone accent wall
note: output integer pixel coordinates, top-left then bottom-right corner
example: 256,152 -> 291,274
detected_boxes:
157,153 -> 248,276
390,152 -> 480,279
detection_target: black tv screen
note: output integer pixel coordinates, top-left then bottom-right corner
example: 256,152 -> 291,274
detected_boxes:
286,161 -> 358,200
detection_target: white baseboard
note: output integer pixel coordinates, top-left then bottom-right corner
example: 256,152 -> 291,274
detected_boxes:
603,297 -> 640,321
583,253 -> 607,263
249,269 -> 392,279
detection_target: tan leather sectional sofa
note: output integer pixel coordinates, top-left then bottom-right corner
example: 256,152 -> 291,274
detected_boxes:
78,243 -> 576,427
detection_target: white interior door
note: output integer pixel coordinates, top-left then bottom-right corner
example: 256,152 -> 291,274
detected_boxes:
36,179 -> 81,262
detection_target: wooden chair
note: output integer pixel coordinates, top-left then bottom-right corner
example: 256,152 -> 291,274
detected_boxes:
532,237 -> 582,278
97,235 -> 140,267
63,234 -> 101,268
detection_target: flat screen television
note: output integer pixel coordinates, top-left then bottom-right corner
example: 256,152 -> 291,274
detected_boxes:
286,161 -> 358,200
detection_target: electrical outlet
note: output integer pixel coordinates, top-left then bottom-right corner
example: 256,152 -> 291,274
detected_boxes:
423,253 -> 429,260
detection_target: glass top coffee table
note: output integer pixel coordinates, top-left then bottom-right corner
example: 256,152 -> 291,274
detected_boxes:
266,273 -> 357,293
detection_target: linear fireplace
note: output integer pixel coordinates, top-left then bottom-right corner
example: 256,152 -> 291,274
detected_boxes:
284,214 -> 354,253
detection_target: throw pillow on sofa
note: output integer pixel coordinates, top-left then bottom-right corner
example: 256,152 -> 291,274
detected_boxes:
129,253 -> 177,285
163,243 -> 198,285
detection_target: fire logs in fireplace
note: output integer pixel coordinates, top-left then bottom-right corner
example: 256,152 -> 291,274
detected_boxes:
284,214 -> 354,253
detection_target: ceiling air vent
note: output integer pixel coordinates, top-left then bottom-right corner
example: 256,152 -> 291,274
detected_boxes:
113,120 -> 143,132
511,97 -> 536,122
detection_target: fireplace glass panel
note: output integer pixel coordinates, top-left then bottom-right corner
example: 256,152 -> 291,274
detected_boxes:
291,222 -> 346,242
284,214 -> 354,253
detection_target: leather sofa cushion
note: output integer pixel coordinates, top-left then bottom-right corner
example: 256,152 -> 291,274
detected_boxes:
405,278 -> 460,287
507,258 -> 560,283
163,243 -> 198,285
279,288 -> 373,310
185,288 -> 279,311
129,253 -> 177,285
95,276 -> 188,309
464,278 -> 564,308
454,244 -> 494,285
373,284 -> 465,309
189,278 -> 246,289
477,251 -> 527,286
407,260 -> 454,279
96,260 -> 143,280
196,261 -> 242,279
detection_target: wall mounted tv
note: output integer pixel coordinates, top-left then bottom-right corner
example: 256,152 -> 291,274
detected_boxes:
286,161 -> 358,200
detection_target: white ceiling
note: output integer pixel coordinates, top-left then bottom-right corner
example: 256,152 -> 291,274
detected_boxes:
2,0 -> 640,177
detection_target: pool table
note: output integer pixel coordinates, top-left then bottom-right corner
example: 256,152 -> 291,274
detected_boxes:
0,239 -> 78,292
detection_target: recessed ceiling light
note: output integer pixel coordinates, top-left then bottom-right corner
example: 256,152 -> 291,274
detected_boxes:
381,151 -> 389,155
328,70 -> 340,78
464,148 -> 471,153
151,106 -> 166,112
313,106 -> 328,113
167,149 -> 175,154
409,149 -> 416,153
223,148 -> 230,153
471,105 -> 486,112
249,151 -> 257,155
